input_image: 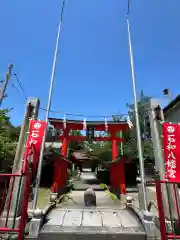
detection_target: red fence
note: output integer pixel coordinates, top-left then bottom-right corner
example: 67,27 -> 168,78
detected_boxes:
0,146 -> 33,239
155,179 -> 180,239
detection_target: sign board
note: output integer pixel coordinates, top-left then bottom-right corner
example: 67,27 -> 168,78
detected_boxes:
162,123 -> 180,182
86,127 -> 95,140
25,120 -> 47,174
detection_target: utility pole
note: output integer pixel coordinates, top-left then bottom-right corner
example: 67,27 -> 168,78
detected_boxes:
0,64 -> 13,107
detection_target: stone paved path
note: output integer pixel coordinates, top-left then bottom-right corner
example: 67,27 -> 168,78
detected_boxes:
74,171 -> 138,192
73,171 -> 103,190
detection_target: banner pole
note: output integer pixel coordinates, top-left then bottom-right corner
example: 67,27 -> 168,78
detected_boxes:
32,1 -> 66,211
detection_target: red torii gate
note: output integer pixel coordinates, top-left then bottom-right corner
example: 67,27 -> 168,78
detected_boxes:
49,118 -> 130,196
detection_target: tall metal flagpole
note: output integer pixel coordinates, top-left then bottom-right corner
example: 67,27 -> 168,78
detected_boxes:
126,1 -> 148,210
32,0 -> 66,211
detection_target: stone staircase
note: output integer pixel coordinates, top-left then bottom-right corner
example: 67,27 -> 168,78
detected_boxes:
38,208 -> 146,240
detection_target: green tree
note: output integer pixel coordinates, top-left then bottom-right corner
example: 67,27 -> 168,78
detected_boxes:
123,91 -> 153,160
0,109 -> 20,172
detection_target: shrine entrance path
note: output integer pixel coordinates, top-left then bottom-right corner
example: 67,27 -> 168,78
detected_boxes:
73,170 -> 137,192
66,170 -> 136,209
73,171 -> 105,191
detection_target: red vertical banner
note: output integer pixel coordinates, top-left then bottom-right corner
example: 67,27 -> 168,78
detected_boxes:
162,122 -> 180,182
26,120 -> 47,174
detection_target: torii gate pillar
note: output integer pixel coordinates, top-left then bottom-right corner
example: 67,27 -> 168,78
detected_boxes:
52,130 -> 69,194
110,131 -> 126,197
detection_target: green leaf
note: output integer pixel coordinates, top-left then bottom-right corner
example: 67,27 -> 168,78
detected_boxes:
0,109 -> 20,172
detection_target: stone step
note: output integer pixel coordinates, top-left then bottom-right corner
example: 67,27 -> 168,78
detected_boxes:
36,208 -> 146,240
38,232 -> 146,240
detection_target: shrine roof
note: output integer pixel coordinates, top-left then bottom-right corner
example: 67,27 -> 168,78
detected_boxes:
48,118 -> 129,131
163,94 -> 180,113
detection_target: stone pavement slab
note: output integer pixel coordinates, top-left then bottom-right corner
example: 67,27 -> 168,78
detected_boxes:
43,208 -> 144,232
41,190 -> 145,236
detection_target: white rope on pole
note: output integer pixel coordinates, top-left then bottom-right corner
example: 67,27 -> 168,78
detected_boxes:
63,114 -> 67,129
105,117 -> 108,132
83,118 -> 87,130
127,115 -> 133,129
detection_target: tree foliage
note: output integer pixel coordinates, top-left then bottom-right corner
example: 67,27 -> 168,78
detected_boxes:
123,91 -> 153,160
0,109 -> 20,172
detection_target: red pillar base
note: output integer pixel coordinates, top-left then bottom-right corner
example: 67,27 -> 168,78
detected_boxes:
119,158 -> 126,194
110,132 -> 126,197
110,158 -> 126,196
52,159 -> 59,193
52,133 -> 69,194
52,157 -> 68,193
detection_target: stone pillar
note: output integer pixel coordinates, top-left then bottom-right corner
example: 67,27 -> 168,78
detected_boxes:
4,98 -> 40,219
148,98 -> 180,220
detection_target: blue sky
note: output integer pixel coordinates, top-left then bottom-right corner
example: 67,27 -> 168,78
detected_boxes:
0,0 -> 180,126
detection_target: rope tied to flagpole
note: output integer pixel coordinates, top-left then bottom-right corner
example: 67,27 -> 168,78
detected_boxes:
126,0 -> 131,17
60,0 -> 66,22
